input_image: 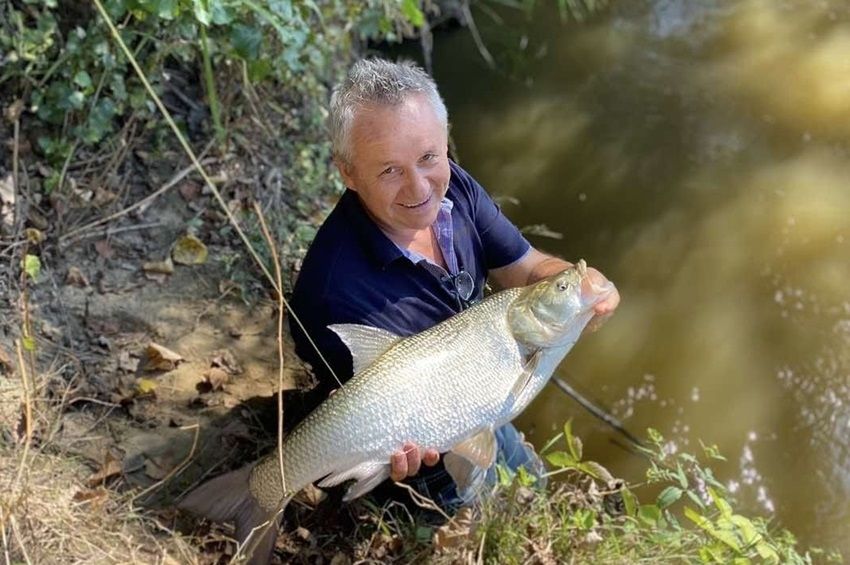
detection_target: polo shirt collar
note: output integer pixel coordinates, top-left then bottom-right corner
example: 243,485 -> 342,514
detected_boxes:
340,189 -> 405,269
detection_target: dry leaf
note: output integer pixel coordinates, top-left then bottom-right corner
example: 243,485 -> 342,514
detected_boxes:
66,266 -> 89,287
0,174 -> 14,232
94,239 -> 114,259
86,454 -> 123,487
136,378 -> 157,396
117,350 -> 139,372
142,256 -> 174,275
294,484 -> 327,508
203,367 -> 229,391
24,227 -> 44,243
211,349 -> 242,375
433,507 -> 475,550
178,181 -> 201,202
0,345 -> 12,373
72,487 -> 109,506
171,234 -> 207,265
4,99 -> 24,123
144,342 -> 183,371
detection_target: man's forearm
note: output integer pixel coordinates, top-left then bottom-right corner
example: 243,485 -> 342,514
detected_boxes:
526,254 -> 572,285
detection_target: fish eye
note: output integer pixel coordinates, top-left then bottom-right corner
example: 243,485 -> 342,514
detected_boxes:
557,281 -> 568,292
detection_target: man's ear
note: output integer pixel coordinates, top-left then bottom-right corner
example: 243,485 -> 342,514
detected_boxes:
335,158 -> 357,192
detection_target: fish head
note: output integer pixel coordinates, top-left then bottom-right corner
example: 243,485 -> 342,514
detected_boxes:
508,260 -> 615,348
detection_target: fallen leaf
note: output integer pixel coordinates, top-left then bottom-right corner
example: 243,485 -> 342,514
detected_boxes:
178,181 -> 201,202
86,454 -> 123,487
294,484 -> 327,508
210,349 -> 242,375
72,487 -> 109,506
4,99 -> 23,123
117,350 -> 139,372
142,257 -> 174,275
94,239 -> 114,259
329,553 -> 351,565
203,367 -> 229,391
0,174 -> 14,232
23,254 -> 40,280
66,266 -> 89,287
172,234 -> 207,265
433,507 -> 475,551
143,342 -> 183,371
24,228 -> 45,243
0,345 -> 12,373
92,186 -> 117,206
136,378 -> 157,396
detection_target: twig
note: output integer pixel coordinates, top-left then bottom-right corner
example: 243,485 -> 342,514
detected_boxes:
550,375 -> 645,448
252,202 -> 287,495
66,221 -> 163,244
1,513 -> 10,565
58,151 -> 216,245
461,0 -> 496,69
13,341 -> 33,493
393,482 -> 451,521
8,516 -> 31,565
127,423 -> 200,506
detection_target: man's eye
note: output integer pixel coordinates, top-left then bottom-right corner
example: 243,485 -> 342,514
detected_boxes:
421,153 -> 436,162
380,167 -> 396,177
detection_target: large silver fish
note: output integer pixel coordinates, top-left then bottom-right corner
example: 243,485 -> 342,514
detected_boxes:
180,261 -> 615,563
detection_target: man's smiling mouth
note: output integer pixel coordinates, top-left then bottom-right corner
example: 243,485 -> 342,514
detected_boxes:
398,193 -> 432,209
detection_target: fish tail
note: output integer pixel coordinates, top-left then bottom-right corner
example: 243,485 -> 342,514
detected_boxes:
179,465 -> 285,564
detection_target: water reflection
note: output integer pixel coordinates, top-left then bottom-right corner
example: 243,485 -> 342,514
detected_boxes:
422,0 -> 850,555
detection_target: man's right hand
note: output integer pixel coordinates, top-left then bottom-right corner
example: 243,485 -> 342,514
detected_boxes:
390,441 -> 440,481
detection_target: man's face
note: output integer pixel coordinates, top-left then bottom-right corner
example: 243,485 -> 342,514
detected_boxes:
337,93 -> 451,238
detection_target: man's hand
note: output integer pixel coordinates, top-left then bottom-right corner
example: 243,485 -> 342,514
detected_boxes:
584,266 -> 619,332
390,441 -> 440,481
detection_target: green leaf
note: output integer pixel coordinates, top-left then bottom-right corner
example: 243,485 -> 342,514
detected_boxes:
676,462 -> 688,489
656,486 -> 683,509
564,419 -> 582,461
231,24 -> 263,60
400,0 -> 425,27
192,0 -> 211,25
686,489 -> 706,509
73,70 -> 92,89
637,504 -> 661,527
68,91 -> 85,110
621,487 -> 638,517
545,451 -> 577,468
24,254 -> 41,280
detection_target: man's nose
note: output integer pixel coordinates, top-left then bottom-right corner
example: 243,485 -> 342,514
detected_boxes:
403,168 -> 431,200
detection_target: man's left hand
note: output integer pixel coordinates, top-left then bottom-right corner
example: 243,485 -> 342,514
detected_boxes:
390,441 -> 440,481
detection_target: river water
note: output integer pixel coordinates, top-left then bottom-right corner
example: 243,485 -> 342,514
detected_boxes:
405,0 -> 850,556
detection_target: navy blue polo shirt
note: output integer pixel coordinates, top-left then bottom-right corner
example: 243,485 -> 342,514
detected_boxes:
289,160 -> 531,392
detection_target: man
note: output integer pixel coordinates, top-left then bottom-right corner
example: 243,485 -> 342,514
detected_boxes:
290,58 -> 619,508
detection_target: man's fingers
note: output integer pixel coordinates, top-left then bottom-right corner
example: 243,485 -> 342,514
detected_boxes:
405,442 -> 421,476
422,448 -> 440,466
390,450 -> 407,482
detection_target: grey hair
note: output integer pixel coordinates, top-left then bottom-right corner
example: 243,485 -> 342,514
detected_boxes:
329,58 -> 448,165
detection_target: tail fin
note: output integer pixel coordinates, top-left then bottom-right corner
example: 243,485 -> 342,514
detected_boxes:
179,465 -> 282,564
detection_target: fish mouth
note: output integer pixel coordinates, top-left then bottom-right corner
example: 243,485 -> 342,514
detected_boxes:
398,193 -> 432,209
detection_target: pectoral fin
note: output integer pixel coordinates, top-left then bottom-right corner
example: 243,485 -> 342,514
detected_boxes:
445,428 -> 498,496
451,428 -> 498,469
509,348 -> 543,401
328,324 -> 401,374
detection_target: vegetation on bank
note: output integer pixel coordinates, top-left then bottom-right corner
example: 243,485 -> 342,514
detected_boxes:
0,0 -> 841,563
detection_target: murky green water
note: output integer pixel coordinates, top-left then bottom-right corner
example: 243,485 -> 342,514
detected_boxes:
413,0 -> 850,556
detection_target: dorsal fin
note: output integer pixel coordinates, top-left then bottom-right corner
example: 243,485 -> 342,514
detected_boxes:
328,323 -> 401,374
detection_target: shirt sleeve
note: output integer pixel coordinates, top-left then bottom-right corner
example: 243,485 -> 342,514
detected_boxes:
451,161 -> 532,269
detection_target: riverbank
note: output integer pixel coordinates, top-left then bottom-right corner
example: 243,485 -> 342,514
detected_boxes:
0,1 -> 841,563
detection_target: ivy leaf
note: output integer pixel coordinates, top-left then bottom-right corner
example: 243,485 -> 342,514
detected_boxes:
24,254 -> 41,280
73,70 -> 92,89
231,24 -> 263,60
